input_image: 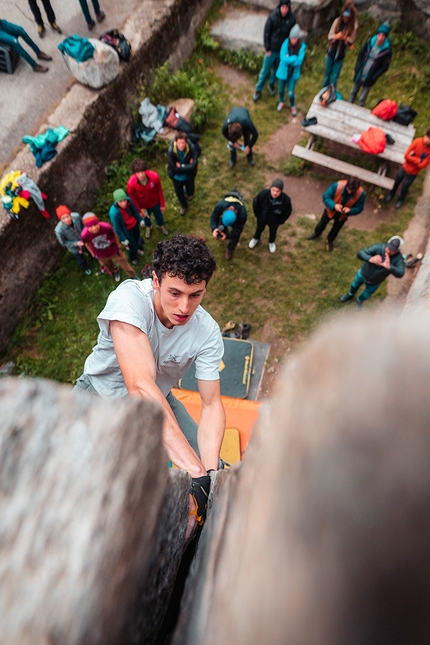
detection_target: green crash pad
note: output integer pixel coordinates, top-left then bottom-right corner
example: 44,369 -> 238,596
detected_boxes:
179,337 -> 254,399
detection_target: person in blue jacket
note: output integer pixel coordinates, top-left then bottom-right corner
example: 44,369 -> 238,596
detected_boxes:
275,24 -> 306,116
108,189 -> 145,265
348,22 -> 392,107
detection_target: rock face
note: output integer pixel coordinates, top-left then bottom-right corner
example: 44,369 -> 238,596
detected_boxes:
0,377 -> 191,645
239,0 -> 340,33
210,9 -> 267,52
173,313 -> 430,645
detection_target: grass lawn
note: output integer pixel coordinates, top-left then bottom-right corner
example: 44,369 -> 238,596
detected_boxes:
4,4 -> 429,388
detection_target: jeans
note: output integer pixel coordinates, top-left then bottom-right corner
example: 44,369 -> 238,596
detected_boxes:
143,202 -> 164,227
322,54 -> 344,88
78,0 -> 101,24
172,177 -> 195,209
125,223 -> 143,262
253,221 -> 279,244
389,166 -> 417,202
70,250 -> 91,272
348,80 -> 371,107
255,51 -> 280,92
278,74 -> 297,107
97,249 -> 136,277
314,209 -> 346,242
349,268 -> 380,301
28,0 -> 56,26
0,19 -> 40,68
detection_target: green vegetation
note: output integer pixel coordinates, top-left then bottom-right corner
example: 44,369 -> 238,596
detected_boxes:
4,6 -> 429,383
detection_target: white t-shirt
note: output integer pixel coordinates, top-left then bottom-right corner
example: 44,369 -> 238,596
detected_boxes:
83,279 -> 223,397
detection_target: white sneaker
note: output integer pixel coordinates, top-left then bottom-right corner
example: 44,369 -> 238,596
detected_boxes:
269,242 -> 276,253
248,238 -> 259,249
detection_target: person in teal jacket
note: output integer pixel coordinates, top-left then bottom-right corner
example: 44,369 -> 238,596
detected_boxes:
275,24 -> 306,116
108,189 -> 145,265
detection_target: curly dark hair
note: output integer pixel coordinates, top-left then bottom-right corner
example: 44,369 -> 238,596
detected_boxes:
130,158 -> 147,173
152,235 -> 217,285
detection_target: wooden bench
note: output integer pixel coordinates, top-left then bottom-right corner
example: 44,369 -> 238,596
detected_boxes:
292,93 -> 416,189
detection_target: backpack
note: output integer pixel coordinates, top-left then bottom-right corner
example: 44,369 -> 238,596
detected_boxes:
358,127 -> 386,154
58,35 -> 95,62
393,105 -> 417,126
371,99 -> 398,121
100,29 -> 132,62
320,84 -> 337,108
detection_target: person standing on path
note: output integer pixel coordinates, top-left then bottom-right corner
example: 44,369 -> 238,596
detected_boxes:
27,0 -> 62,38
127,159 -> 168,239
253,0 -> 296,102
77,0 -> 105,30
0,19 -> 52,72
248,178 -> 292,254
275,24 -> 306,116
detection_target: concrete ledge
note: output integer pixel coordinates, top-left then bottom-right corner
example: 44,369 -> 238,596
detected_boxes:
0,0 -> 213,355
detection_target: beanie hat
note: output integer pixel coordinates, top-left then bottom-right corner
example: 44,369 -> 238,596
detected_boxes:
271,178 -> 284,191
387,238 -> 401,251
56,204 -> 71,219
289,24 -> 300,39
83,212 -> 99,227
279,0 -> 291,6
343,9 -> 351,17
377,21 -> 390,35
113,188 -> 127,202
426,129 -> 430,137
221,209 -> 237,227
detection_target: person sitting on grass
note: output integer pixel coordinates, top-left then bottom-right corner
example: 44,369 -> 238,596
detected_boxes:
81,212 -> 137,283
0,18 -> 52,72
275,23 -> 306,116
109,188 -> 145,266
127,159 -> 168,239
167,131 -> 198,217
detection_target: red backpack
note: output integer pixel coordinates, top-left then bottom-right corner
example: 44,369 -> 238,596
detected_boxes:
371,99 -> 397,121
358,127 -> 386,154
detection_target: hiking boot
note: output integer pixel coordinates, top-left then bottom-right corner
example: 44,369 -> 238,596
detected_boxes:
395,200 -> 404,209
229,159 -> 236,169
291,106 -> 297,117
87,19 -> 96,30
131,259 -> 138,266
326,240 -> 334,252
269,242 -> 276,253
384,192 -> 394,202
185,192 -> 193,201
277,102 -> 285,112
340,292 -> 353,302
33,64 -> 49,73
145,226 -> 152,238
225,248 -> 233,260
159,225 -> 169,235
307,232 -> 319,240
50,22 -> 62,33
37,24 -> 46,38
268,84 -> 275,96
96,10 -> 106,22
137,249 -> 145,256
355,299 -> 363,311
248,238 -> 259,249
85,268 -> 92,276
253,90 -> 261,102
180,207 -> 187,216
114,271 -> 121,283
248,155 -> 255,167
37,51 -> 52,61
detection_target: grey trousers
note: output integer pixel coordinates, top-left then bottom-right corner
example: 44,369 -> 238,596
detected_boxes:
74,374 -> 199,455
348,81 -> 371,107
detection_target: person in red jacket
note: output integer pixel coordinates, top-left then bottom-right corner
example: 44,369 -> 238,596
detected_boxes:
127,159 -> 168,239
385,130 -> 430,208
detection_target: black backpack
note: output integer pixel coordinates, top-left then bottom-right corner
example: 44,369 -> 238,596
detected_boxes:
100,29 -> 132,62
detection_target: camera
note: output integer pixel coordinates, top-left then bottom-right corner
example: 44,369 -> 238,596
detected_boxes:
216,224 -> 226,239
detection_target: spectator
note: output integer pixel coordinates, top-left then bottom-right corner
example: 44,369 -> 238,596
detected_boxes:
248,178 -> 292,253
81,213 -> 137,282
0,19 -> 52,72
275,24 -> 306,116
210,190 -> 247,260
54,205 -> 92,275
127,159 -> 168,239
77,0 -> 105,31
222,107 -> 259,168
307,176 -> 365,252
27,0 -> 62,38
253,0 -> 296,102
385,130 -> 430,208
348,22 -> 392,107
167,132 -> 198,216
340,237 -> 405,310
322,0 -> 358,88
108,188 -> 145,266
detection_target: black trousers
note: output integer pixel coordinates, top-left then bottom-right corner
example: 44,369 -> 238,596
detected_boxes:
390,166 -> 417,201
28,0 -> 56,25
253,221 -> 279,244
172,177 -> 195,209
227,233 -> 241,251
314,209 -> 346,242
230,149 -> 254,164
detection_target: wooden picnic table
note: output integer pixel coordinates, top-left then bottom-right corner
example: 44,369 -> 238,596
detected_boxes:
292,93 -> 416,190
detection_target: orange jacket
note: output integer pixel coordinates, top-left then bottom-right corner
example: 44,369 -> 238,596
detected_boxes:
403,138 -> 430,176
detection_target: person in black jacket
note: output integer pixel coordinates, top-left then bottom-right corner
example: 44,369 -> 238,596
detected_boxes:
348,22 -> 392,106
340,237 -> 405,310
210,191 -> 248,260
222,107 -> 259,168
248,178 -> 292,253
253,0 -> 296,102
167,131 -> 198,216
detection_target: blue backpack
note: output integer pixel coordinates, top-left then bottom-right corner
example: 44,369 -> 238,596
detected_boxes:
58,35 -> 95,63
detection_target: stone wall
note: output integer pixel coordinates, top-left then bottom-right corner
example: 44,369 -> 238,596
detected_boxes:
0,0 -> 213,356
